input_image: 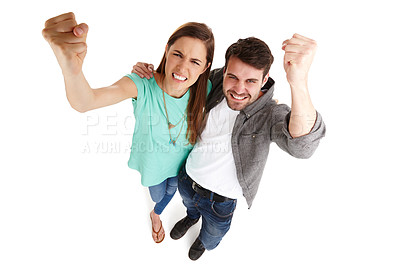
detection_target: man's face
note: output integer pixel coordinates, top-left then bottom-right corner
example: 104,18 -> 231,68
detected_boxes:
223,56 -> 268,111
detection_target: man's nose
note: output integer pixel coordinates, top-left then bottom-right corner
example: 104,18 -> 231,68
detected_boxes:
235,81 -> 247,94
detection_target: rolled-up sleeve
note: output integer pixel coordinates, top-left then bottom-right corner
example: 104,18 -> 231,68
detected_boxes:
270,104 -> 326,159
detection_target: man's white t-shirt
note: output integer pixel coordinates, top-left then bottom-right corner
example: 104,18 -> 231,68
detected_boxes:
186,98 -> 243,199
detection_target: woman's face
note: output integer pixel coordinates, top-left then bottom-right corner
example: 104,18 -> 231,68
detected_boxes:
164,36 -> 209,93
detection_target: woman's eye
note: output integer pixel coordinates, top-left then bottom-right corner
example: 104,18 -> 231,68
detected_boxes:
192,61 -> 200,66
173,53 -> 183,58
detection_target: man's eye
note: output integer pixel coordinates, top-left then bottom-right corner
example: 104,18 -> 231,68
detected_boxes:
247,80 -> 256,83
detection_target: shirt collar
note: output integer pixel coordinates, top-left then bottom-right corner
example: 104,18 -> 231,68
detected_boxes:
241,77 -> 275,117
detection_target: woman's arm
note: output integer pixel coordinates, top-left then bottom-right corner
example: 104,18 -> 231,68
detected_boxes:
43,12 -> 137,113
64,72 -> 137,113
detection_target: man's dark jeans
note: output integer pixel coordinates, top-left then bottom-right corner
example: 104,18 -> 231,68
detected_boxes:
177,167 -> 237,250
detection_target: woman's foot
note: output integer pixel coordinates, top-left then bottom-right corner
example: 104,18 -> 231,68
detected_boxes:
150,210 -> 165,243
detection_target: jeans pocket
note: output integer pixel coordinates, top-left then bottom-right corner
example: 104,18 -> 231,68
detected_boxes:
211,200 -> 237,219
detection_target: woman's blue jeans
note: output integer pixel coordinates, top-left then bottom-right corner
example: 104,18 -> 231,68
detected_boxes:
148,176 -> 178,215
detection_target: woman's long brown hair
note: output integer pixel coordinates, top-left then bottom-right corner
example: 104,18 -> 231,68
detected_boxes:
156,22 -> 214,145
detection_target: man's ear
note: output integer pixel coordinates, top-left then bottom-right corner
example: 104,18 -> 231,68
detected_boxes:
262,73 -> 270,87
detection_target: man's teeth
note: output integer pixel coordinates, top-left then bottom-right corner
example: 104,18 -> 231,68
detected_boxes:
231,93 -> 246,100
173,73 -> 187,81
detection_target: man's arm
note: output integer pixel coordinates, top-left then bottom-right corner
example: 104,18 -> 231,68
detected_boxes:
270,106 -> 325,159
42,12 -> 137,113
131,63 -> 225,111
270,34 -> 325,159
282,33 -> 318,138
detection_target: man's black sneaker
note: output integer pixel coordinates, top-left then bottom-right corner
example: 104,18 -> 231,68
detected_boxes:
189,237 -> 206,261
170,216 -> 200,240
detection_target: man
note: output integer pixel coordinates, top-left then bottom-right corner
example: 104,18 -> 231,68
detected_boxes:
133,34 -> 326,260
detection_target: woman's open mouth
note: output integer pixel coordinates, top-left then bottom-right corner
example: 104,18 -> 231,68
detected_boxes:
172,73 -> 187,82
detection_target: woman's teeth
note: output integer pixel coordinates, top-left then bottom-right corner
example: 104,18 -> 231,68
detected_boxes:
173,73 -> 187,81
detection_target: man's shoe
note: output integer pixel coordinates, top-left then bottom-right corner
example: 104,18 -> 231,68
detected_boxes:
189,237 -> 206,261
170,216 -> 200,240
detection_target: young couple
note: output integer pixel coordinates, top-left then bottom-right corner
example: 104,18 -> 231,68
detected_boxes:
43,12 -> 325,261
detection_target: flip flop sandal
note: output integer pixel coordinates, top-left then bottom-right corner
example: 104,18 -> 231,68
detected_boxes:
150,214 -> 165,244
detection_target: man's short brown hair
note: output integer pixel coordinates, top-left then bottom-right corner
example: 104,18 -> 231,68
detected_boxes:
225,37 -> 274,78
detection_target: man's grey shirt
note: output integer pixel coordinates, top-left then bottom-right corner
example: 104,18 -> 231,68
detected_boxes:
204,68 -> 326,208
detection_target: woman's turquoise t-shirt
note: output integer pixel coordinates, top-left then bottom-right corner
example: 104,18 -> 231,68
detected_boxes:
125,73 -> 211,187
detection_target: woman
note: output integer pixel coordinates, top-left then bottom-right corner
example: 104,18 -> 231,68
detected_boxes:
42,12 -> 214,243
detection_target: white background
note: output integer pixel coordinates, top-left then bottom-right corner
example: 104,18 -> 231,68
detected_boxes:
1,0 -> 399,265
